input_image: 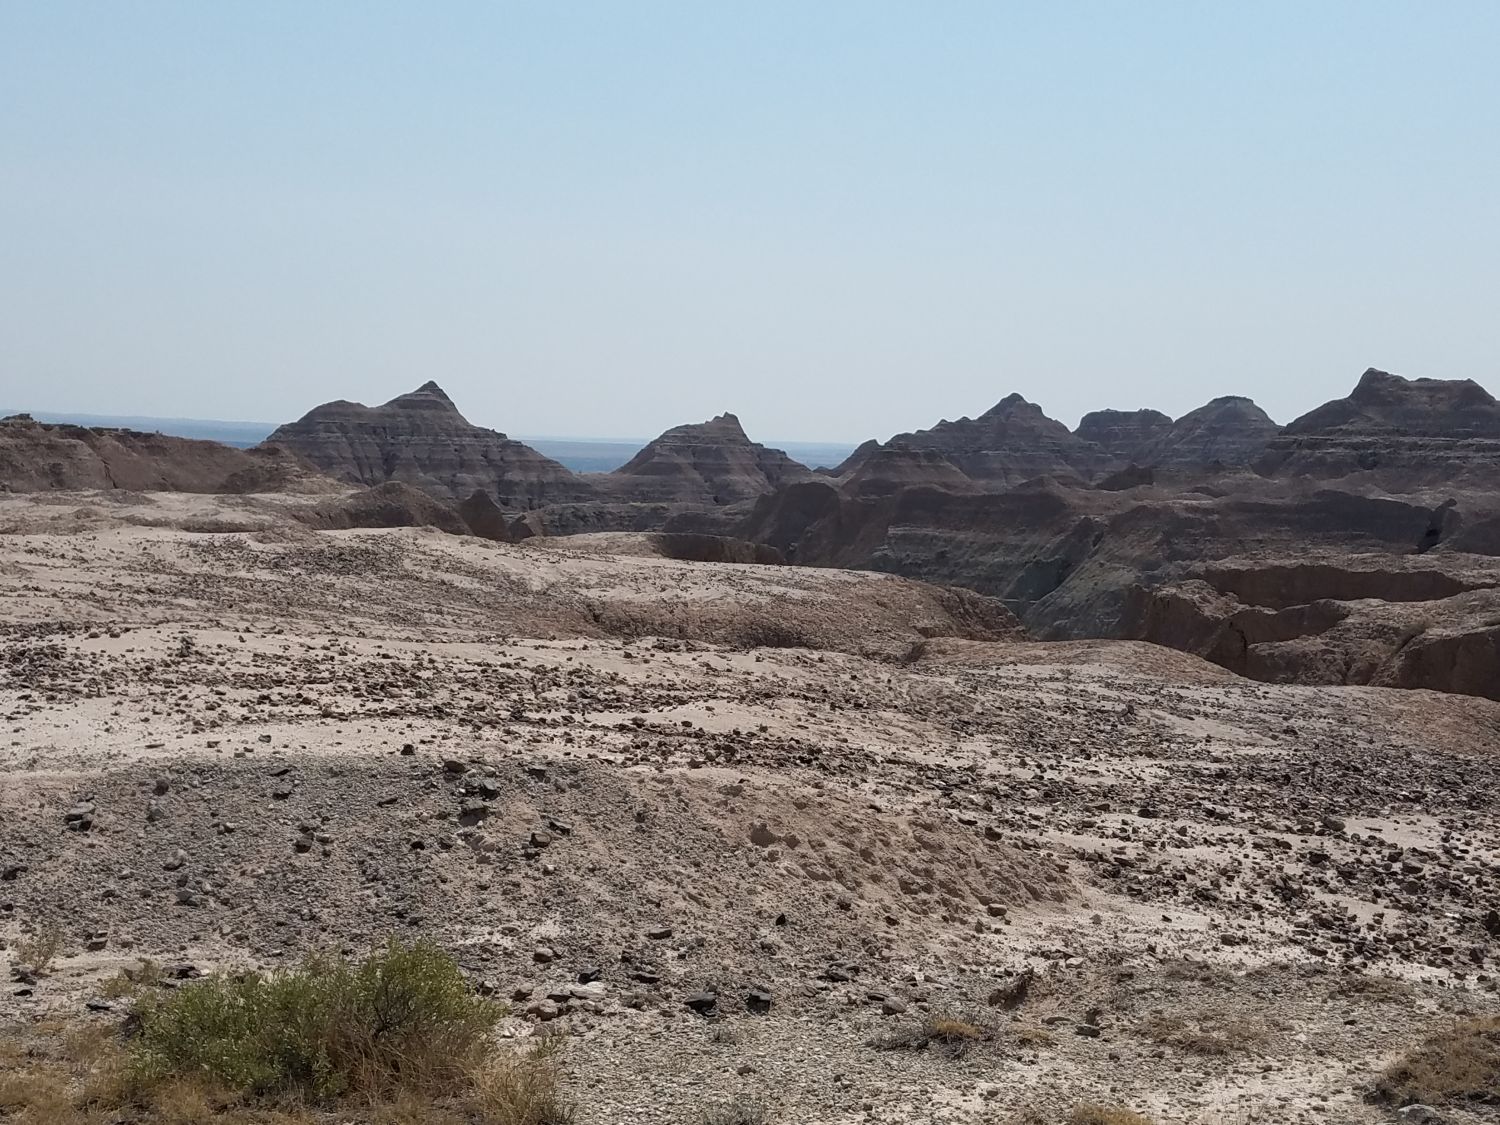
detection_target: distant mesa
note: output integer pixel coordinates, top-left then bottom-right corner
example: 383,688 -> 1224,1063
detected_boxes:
1285,368 -> 1500,437
1255,367 -> 1500,482
1074,408 -> 1174,463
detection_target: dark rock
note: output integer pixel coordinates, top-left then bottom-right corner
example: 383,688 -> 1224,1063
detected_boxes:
683,990 -> 718,1014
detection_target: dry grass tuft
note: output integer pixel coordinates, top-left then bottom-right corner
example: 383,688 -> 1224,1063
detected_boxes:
1070,1104 -> 1156,1125
1161,958 -> 1232,986
1332,972 -> 1414,1002
1140,1012 -> 1268,1057
0,1068 -> 73,1119
471,1044 -> 575,1125
1012,1024 -> 1057,1048
700,1097 -> 771,1125
872,1013 -> 988,1059
98,958 -> 165,1001
1374,1016 -> 1500,1107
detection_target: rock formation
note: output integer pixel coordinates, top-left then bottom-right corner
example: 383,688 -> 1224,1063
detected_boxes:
836,392 -> 1275,495
1256,368 -> 1500,484
609,413 -> 813,504
839,447 -> 976,499
1123,554 -> 1500,701
1074,408 -> 1174,463
739,471 -> 1475,638
262,382 -> 594,508
0,414 -> 333,494
1142,396 -> 1279,469
15,364 -> 1500,704
840,393 -> 1107,487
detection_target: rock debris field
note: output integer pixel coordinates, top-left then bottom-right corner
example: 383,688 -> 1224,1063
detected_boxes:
1,493 -> 1497,1124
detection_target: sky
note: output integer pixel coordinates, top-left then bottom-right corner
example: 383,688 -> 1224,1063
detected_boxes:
3,3 -> 1499,443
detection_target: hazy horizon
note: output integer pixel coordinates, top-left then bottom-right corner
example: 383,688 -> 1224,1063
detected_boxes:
5,3 -> 1498,442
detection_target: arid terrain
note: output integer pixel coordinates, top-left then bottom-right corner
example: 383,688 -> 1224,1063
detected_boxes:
2,490 -> 1496,1124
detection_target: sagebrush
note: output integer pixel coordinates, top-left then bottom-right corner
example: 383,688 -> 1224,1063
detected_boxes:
129,939 -> 501,1099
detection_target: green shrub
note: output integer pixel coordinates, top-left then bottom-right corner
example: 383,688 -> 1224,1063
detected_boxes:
128,939 -> 501,1100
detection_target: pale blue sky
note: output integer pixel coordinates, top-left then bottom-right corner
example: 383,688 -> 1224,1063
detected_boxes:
4,2 -> 1498,442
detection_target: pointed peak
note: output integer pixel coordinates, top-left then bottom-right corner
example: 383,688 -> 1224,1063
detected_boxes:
383,382 -> 463,416
1355,367 -> 1398,389
642,413 -> 752,445
702,412 -> 748,439
979,393 -> 1041,419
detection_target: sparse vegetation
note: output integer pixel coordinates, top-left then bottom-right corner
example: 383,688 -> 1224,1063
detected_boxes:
13,923 -> 64,976
128,939 -> 500,1099
708,1024 -> 741,1046
872,1013 -> 988,1058
0,941 -> 571,1125
1070,1104 -> 1156,1125
99,958 -> 165,1001
1332,972 -> 1414,1002
1139,1012 -> 1268,1057
468,1043 -> 576,1125
1161,958 -> 1233,986
700,1097 -> 772,1125
1011,1024 -> 1057,1048
1374,1016 -> 1500,1107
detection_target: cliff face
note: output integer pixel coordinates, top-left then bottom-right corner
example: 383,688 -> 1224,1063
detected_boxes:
608,413 -> 813,504
737,472 -> 1461,642
1122,555 -> 1500,702
0,415 -> 332,494
261,382 -> 595,508
1255,368 -> 1500,484
1074,408 -> 1174,463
